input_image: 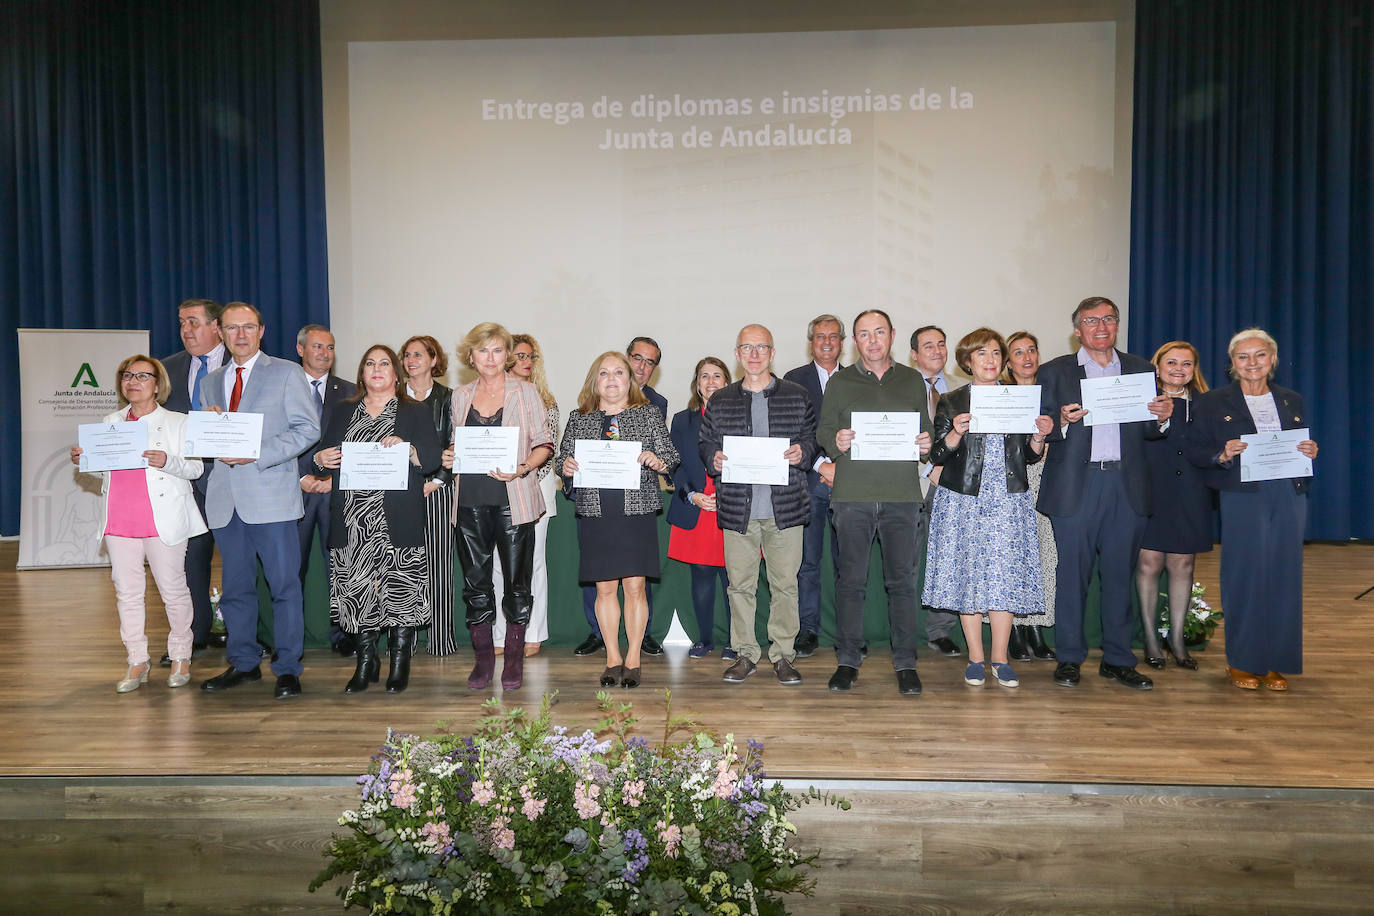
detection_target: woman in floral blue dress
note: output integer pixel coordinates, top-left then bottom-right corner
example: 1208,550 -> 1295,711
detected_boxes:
923,328 -> 1053,688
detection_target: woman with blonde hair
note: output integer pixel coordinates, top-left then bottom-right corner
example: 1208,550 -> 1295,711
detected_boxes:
492,333 -> 559,657
1136,340 -> 1213,671
441,322 -> 554,691
70,354 -> 206,692
557,351 -> 679,689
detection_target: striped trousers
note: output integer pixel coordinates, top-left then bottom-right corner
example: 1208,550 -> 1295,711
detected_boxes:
425,484 -> 459,656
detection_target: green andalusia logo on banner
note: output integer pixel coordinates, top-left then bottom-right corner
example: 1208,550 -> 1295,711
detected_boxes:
70,363 -> 98,387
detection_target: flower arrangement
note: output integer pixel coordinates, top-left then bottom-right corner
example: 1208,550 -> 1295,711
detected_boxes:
311,691 -> 848,914
1157,581 -> 1222,646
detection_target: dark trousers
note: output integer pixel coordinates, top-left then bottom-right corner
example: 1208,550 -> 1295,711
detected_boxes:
186,485 -> 215,645
916,484 -> 957,640
579,513 -> 655,637
297,489 -> 343,643
1049,468 -> 1146,667
796,476 -> 838,636
214,512 -> 304,676
832,500 -> 921,670
458,504 -> 535,628
1220,482 -> 1306,674
689,563 -> 729,647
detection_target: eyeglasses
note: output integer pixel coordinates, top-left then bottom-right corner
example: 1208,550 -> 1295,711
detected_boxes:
1078,316 -> 1120,329
736,344 -> 774,355
222,323 -> 260,334
629,354 -> 658,369
121,371 -> 155,382
512,353 -> 538,362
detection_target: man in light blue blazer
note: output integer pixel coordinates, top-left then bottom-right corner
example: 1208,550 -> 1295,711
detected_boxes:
197,302 -> 320,699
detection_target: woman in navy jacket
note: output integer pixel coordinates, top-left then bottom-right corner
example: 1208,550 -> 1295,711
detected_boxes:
666,357 -> 733,658
1184,329 -> 1318,691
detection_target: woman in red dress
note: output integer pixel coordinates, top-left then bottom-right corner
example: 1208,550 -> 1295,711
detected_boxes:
666,357 -> 735,658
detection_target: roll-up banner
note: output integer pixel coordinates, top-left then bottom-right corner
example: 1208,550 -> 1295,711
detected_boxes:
17,329 -> 151,569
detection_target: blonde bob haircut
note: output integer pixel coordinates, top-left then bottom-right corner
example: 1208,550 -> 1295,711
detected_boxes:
457,322 -> 514,369
1151,340 -> 1210,394
954,327 -> 1007,375
115,354 -> 172,408
576,351 -> 648,415
1226,327 -> 1279,379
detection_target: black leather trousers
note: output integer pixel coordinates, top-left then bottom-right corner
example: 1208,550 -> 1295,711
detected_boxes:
456,504 -> 535,627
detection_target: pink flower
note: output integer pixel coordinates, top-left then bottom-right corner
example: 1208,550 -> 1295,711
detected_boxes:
712,761 -> 738,799
388,768 -> 419,809
656,819 -> 681,858
621,779 -> 646,808
519,784 -> 547,821
574,781 -> 602,820
471,779 -> 496,806
421,820 -> 451,847
491,815 -> 515,850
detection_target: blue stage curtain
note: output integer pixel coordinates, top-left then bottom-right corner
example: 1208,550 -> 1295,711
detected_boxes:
1129,0 -> 1373,540
0,0 -> 328,536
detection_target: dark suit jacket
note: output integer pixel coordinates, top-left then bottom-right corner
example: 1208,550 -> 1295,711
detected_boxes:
667,407 -> 709,530
298,374 -> 357,478
160,344 -> 227,495
1037,349 -> 1167,517
316,397 -> 442,549
641,384 -> 668,419
783,361 -> 842,487
1183,382 -> 1310,494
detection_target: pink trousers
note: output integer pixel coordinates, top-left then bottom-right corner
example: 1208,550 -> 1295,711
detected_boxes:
105,535 -> 194,665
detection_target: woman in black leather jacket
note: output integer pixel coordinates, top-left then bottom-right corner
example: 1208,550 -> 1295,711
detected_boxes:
921,328 -> 1053,689
401,335 -> 458,656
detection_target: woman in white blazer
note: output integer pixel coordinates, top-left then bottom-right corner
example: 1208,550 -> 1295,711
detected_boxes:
71,355 -> 208,692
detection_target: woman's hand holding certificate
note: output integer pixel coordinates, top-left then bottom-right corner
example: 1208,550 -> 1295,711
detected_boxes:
573,439 -> 642,489
75,422 -> 149,472
969,385 -> 1041,433
1239,428 -> 1314,482
452,426 -> 519,475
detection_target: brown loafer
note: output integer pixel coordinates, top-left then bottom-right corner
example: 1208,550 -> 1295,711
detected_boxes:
1262,671 -> 1289,691
1227,667 -> 1260,690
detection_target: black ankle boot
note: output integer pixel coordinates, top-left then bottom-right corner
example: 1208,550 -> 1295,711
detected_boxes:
386,626 -> 416,693
344,631 -> 380,693
1026,625 -> 1056,660
1008,625 -> 1032,661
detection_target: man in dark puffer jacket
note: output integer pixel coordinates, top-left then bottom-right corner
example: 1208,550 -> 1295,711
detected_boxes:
700,324 -> 817,687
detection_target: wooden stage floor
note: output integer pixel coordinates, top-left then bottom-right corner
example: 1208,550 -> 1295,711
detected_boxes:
3,540 -> 1372,788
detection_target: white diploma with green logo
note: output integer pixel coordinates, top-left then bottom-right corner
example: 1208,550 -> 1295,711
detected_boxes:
340,440 -> 411,490
1079,372 -> 1157,426
573,439 -> 642,489
720,435 -> 790,485
77,421 -> 148,472
969,384 -> 1041,434
850,411 -> 922,461
184,410 -> 263,459
1240,428 -> 1312,482
452,425 -> 519,475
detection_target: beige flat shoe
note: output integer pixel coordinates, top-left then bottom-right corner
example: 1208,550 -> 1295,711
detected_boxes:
524,642 -> 541,657
117,663 -> 151,693
167,658 -> 192,688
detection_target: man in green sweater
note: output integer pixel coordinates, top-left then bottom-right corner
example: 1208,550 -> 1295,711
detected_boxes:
817,309 -> 933,696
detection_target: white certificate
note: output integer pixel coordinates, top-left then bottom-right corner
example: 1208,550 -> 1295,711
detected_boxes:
184,410 -> 264,459
340,441 -> 411,490
573,439 -> 642,489
78,421 -> 148,472
1080,372 -> 1158,426
452,425 -> 520,475
850,411 -> 922,461
721,435 -> 790,486
1240,428 -> 1312,483
969,385 -> 1042,434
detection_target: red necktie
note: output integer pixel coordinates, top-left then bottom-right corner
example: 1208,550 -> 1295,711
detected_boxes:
229,367 -> 244,412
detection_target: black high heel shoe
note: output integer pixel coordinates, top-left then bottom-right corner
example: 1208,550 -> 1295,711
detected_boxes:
620,667 -> 641,689
1163,642 -> 1198,670
599,665 -> 622,688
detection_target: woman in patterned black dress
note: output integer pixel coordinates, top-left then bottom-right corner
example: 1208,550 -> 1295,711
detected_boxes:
314,345 -> 441,694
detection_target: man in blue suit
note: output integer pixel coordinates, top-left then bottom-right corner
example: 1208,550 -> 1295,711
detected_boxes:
198,302 -> 320,699
1038,296 -> 1173,691
159,298 -> 228,662
782,314 -> 845,657
295,324 -> 356,656
573,335 -> 667,657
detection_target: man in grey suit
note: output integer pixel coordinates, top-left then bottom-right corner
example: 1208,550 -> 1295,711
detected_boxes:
198,302 -> 320,699
159,298 -> 227,662
295,323 -> 356,655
